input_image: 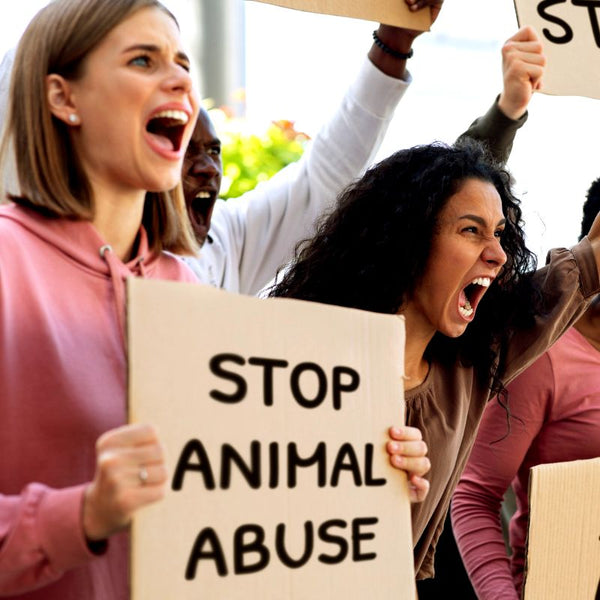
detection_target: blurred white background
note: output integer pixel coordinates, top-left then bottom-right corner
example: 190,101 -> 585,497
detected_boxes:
1,1 -> 597,261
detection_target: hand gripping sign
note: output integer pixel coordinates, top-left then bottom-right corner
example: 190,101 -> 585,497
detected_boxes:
514,0 -> 600,98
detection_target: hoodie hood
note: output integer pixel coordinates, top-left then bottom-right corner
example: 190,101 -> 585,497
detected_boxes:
0,202 -> 162,278
0,202 -> 167,349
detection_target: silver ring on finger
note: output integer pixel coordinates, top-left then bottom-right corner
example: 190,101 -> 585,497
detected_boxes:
138,466 -> 149,485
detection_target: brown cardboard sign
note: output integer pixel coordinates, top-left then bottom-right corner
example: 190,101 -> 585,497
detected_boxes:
513,0 -> 600,99
128,279 -> 414,599
523,457 -> 600,599
250,0 -> 431,31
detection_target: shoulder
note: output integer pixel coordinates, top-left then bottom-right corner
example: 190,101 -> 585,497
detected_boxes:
153,252 -> 199,283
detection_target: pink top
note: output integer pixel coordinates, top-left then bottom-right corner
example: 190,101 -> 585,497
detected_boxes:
451,326 -> 600,599
0,204 -> 197,599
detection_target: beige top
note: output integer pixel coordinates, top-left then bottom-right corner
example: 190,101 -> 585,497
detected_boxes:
408,238 -> 599,579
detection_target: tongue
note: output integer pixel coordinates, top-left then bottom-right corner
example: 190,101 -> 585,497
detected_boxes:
148,131 -> 174,151
459,289 -> 467,308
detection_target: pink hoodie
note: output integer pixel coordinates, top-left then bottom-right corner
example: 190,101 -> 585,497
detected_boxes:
0,203 -> 197,599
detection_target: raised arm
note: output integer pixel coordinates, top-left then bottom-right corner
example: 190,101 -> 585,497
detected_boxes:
192,1 -> 446,295
369,1 -> 443,79
458,26 -> 546,164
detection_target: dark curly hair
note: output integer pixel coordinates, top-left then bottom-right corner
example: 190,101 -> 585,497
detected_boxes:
580,176 -> 600,240
269,141 -> 540,395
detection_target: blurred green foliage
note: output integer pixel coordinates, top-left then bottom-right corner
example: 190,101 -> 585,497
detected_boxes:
208,108 -> 309,200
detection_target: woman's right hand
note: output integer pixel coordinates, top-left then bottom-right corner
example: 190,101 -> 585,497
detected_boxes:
82,423 -> 167,542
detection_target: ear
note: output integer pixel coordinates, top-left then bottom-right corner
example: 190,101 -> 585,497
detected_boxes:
46,73 -> 78,125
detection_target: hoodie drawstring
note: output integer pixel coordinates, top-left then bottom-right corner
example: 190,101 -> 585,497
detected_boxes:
100,244 -> 128,351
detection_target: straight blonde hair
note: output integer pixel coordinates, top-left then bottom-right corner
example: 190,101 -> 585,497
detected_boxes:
0,0 -> 198,255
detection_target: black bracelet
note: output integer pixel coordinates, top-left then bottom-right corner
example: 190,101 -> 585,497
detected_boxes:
372,30 -> 413,60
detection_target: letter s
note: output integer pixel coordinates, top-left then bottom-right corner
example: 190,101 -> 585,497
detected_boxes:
209,353 -> 247,403
537,0 -> 573,44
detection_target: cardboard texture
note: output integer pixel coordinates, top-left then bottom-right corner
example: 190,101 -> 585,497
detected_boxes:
513,0 -> 600,99
128,279 -> 414,599
251,0 -> 431,31
523,457 -> 600,600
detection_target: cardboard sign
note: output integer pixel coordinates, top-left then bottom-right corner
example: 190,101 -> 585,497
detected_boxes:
523,457 -> 600,599
128,279 -> 414,599
514,0 -> 600,99
250,0 -> 431,31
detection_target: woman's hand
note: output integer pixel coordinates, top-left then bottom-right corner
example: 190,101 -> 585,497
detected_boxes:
387,425 -> 431,503
82,423 -> 168,542
498,26 -> 546,120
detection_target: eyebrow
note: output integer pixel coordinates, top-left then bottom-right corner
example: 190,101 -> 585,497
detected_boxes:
123,43 -> 190,65
459,214 -> 506,227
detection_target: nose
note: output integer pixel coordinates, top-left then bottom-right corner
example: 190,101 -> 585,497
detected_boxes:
163,62 -> 193,95
482,237 -> 507,268
189,153 -> 219,178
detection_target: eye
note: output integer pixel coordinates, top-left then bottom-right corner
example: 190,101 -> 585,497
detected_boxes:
177,61 -> 191,73
129,54 -> 152,68
461,226 -> 479,235
208,145 -> 221,157
494,227 -> 505,239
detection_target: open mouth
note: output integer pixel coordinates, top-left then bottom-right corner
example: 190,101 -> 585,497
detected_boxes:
459,277 -> 491,319
146,109 -> 189,152
187,191 -> 216,244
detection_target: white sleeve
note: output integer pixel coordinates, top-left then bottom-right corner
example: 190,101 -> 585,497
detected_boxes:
190,57 -> 411,296
0,48 -> 19,198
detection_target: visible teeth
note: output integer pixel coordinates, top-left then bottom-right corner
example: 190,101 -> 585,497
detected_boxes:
459,299 -> 473,318
152,109 -> 189,124
195,191 -> 211,199
471,277 -> 491,287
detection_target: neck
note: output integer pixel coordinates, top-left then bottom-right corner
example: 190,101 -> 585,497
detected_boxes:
92,188 -> 146,262
401,309 -> 436,391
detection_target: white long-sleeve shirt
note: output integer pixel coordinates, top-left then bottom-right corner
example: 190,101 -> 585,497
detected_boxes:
182,58 -> 410,295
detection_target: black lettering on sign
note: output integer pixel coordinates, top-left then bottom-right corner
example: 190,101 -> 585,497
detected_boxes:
209,353 -> 247,403
184,517 -> 378,579
572,0 -> 600,47
248,357 -> 289,406
275,521 -> 314,568
209,354 -> 361,408
332,366 -> 360,410
234,524 -> 270,574
288,442 -> 327,488
172,439 -> 215,491
220,441 -> 261,489
185,528 -> 228,578
352,517 -> 378,561
538,0 -> 573,43
330,443 -> 363,487
290,362 -> 328,408
318,519 -> 349,564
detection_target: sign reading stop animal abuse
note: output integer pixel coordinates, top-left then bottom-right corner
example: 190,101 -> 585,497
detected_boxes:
128,279 -> 414,599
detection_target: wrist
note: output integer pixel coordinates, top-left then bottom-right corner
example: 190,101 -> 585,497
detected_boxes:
374,24 -> 416,55
497,93 -> 527,121
372,31 -> 413,60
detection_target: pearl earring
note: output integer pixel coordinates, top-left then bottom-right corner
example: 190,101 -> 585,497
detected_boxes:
68,113 -> 79,124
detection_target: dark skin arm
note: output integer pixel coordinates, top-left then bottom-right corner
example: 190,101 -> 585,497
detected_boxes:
368,0 -> 444,79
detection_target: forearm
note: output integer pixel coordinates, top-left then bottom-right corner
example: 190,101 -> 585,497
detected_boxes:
229,58 -> 409,295
368,24 -> 416,80
451,485 -> 519,600
456,98 -> 528,165
0,483 -> 96,595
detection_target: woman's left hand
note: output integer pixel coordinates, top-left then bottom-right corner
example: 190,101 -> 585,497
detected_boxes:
387,426 -> 431,503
